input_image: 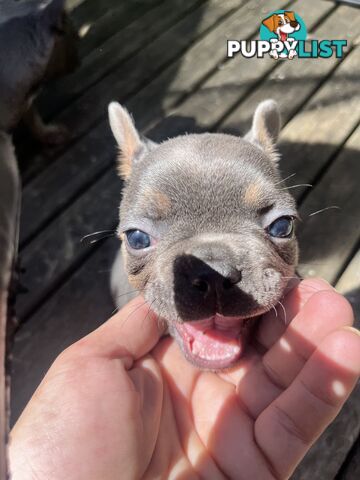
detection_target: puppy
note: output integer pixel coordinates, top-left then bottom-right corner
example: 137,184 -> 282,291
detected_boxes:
0,0 -> 79,144
108,100 -> 298,370
262,11 -> 300,60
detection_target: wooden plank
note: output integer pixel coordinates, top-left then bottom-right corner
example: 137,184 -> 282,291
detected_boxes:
147,0 -> 334,140
23,0 -> 243,183
67,0 -> 86,11
20,0 -> 281,245
220,3 -> 357,137
296,122 -> 360,283
48,0 -> 248,140
336,249 -> 360,314
39,0 -> 205,119
336,436 -> 360,480
18,169 -> 121,320
77,0 -> 163,58
70,0 -> 128,29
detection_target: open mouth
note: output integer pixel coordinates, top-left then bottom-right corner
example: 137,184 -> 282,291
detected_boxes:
280,31 -> 288,42
173,314 -> 259,370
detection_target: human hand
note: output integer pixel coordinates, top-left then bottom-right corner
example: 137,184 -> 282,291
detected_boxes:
9,279 -> 360,479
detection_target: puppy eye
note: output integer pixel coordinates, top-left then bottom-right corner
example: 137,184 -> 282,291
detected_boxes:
125,229 -> 151,250
267,216 -> 294,238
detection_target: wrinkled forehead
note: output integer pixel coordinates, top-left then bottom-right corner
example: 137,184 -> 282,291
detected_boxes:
125,134 -> 292,223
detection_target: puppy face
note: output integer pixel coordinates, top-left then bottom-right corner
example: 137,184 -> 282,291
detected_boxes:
262,11 -> 300,41
109,101 -> 298,370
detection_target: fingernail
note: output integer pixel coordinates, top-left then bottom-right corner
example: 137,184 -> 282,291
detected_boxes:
342,326 -> 360,337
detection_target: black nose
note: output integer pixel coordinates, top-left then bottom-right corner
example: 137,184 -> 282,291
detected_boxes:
191,265 -> 241,294
290,20 -> 298,28
173,254 -> 246,320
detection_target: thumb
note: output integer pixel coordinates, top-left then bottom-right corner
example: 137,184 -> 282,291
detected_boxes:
78,296 -> 165,362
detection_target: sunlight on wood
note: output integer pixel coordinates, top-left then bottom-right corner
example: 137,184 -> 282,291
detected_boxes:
79,23 -> 92,38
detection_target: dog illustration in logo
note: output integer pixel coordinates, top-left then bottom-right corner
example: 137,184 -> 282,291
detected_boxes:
262,11 -> 300,59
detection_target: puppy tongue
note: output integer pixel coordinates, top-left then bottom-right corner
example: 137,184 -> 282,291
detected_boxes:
181,322 -> 242,363
280,31 -> 287,41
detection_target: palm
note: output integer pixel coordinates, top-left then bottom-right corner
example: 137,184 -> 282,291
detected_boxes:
10,279 -> 359,480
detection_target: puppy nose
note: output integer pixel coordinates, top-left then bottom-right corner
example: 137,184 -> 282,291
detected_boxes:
191,263 -> 242,294
290,20 -> 298,27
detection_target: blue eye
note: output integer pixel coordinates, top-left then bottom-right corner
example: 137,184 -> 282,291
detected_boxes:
267,216 -> 294,238
125,230 -> 151,250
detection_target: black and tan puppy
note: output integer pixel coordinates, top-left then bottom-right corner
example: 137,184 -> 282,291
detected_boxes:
0,0 -> 79,143
108,100 -> 298,370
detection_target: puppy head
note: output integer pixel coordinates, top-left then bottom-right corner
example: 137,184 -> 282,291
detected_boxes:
109,100 -> 298,370
262,12 -> 299,38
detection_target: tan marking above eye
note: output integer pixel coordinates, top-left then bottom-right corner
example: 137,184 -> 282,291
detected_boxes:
143,188 -> 171,218
244,183 -> 263,206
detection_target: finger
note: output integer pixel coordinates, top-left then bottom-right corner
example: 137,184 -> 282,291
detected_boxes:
256,278 -> 334,350
145,380 -> 195,479
219,348 -> 283,420
255,327 -> 360,479
127,355 -> 163,477
75,296 -> 165,362
220,283 -> 343,418
154,338 -> 226,478
191,372 -> 277,479
262,290 -> 354,389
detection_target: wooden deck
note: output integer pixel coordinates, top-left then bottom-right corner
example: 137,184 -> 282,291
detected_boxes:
10,0 -> 360,478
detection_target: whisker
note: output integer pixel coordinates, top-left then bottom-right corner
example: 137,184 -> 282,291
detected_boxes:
308,206 -> 341,217
274,173 -> 297,185
278,183 -> 312,191
81,230 -> 116,244
277,300 -> 287,325
271,304 -> 278,318
140,300 -> 155,330
115,289 -> 141,300
122,300 -> 148,326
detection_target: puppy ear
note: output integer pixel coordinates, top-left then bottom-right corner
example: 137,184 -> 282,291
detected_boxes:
245,99 -> 281,165
262,15 -> 276,32
108,102 -> 151,179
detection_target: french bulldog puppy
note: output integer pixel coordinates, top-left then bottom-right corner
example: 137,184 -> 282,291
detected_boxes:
108,100 -> 298,370
0,0 -> 79,143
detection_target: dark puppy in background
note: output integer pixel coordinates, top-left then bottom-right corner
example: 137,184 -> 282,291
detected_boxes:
0,0 -> 79,144
109,100 -> 298,370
